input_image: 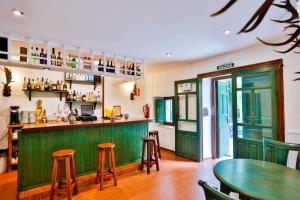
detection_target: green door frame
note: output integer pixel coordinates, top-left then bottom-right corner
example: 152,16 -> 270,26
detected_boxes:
232,66 -> 277,159
197,59 -> 284,160
174,78 -> 203,162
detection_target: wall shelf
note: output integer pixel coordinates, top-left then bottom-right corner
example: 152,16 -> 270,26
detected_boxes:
65,101 -> 101,110
22,89 -> 68,101
0,33 -> 144,80
65,79 -> 101,90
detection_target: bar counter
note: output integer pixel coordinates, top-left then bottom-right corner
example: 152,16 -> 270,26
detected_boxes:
18,118 -> 151,192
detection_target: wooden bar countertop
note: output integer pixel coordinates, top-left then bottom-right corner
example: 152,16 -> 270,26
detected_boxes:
21,118 -> 152,133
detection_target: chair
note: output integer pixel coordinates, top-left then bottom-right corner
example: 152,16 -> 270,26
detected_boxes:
50,149 -> 78,200
141,136 -> 159,174
96,143 -> 117,191
263,138 -> 300,170
198,180 -> 234,200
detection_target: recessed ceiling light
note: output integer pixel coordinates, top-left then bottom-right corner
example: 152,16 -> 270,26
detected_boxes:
224,29 -> 231,35
12,9 -> 24,16
166,52 -> 173,57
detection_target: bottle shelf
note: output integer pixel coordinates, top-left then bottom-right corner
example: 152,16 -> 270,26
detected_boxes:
0,33 -> 144,80
65,79 -> 101,90
65,101 -> 101,110
22,89 -> 68,101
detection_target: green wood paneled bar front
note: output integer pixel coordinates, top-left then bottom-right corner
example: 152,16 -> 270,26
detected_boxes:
18,119 -> 151,192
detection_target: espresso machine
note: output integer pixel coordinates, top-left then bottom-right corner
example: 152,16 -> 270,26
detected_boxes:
10,106 -> 20,125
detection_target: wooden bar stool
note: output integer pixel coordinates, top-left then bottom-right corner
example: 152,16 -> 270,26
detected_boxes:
149,130 -> 161,158
96,143 -> 117,191
141,136 -> 159,174
50,149 -> 78,200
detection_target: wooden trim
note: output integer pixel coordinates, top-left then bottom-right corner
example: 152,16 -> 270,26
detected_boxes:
211,75 -> 232,159
276,64 -> 285,141
197,59 -> 283,78
21,119 -> 152,133
18,161 -> 141,200
101,76 -> 105,119
160,147 -> 175,153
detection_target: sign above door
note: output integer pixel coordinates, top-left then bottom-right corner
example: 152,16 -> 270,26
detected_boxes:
217,62 -> 235,71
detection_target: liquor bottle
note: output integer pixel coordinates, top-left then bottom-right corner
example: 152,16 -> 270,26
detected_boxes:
27,78 -> 31,91
31,79 -> 35,90
63,81 -> 67,91
23,77 -> 27,90
34,47 -> 39,64
131,63 -> 135,75
111,60 -> 115,73
72,90 -> 76,101
44,79 -> 49,91
50,81 -> 56,90
71,57 -> 76,69
51,48 -> 56,66
66,91 -> 71,101
56,80 -> 60,90
82,93 -> 86,102
57,52 -> 62,66
44,50 -> 47,65
40,48 -> 45,64
40,77 -> 45,91
31,47 -> 35,64
42,110 -> 47,123
120,61 -> 125,74
49,80 -> 53,91
36,78 -> 40,90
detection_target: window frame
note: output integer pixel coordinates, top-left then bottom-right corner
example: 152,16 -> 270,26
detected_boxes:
154,96 -> 175,126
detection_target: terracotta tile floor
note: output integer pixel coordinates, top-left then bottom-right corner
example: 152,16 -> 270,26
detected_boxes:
0,150 -> 221,200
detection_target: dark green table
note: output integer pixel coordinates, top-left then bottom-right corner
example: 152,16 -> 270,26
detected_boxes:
213,159 -> 300,200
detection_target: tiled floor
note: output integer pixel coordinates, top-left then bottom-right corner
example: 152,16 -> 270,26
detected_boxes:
0,150 -> 220,200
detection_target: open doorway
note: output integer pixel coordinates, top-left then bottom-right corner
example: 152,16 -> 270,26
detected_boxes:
212,77 -> 233,159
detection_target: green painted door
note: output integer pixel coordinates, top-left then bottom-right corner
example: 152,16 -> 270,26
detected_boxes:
232,66 -> 277,160
217,79 -> 232,158
174,78 -> 202,161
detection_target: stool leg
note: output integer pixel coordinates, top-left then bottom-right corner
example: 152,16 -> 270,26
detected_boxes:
141,141 -> 146,170
57,160 -> 63,188
65,158 -> 72,200
50,158 -> 58,200
156,134 -> 162,158
110,148 -> 117,186
96,149 -> 101,184
70,156 -> 78,195
100,150 -> 105,191
147,141 -> 151,174
153,142 -> 160,171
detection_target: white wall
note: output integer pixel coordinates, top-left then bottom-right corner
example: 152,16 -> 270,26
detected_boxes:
0,68 -> 144,149
142,43 -> 300,156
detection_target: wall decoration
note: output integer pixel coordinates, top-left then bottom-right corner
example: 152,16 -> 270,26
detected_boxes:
211,0 -> 300,54
1,66 -> 13,97
113,105 -> 122,117
217,62 -> 235,70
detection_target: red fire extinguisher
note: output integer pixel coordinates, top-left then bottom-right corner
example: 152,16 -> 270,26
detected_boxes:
143,104 -> 150,118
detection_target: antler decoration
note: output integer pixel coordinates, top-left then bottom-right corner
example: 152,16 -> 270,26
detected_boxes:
211,0 -> 300,53
1,66 -> 13,97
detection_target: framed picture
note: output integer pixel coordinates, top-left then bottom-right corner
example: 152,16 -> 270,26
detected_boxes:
113,105 -> 121,117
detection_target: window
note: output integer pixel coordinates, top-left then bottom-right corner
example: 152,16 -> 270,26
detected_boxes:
155,96 -> 175,125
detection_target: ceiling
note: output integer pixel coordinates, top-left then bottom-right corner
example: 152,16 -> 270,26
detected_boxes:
0,0 -> 286,62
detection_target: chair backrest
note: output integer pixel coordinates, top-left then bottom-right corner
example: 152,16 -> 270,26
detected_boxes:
198,180 -> 234,200
263,138 -> 300,170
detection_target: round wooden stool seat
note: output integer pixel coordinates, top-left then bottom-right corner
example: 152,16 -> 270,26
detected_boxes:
149,130 -> 158,135
97,143 -> 115,149
52,149 -> 75,158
